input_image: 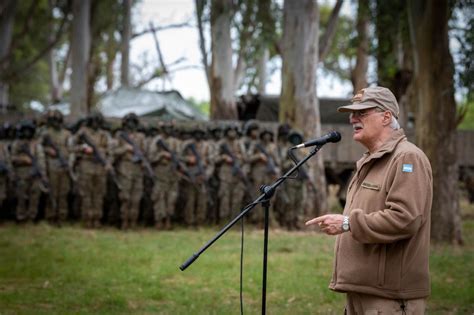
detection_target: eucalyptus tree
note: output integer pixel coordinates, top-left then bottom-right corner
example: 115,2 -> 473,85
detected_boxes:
409,0 -> 462,244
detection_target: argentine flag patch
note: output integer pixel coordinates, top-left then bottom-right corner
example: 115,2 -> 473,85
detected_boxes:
402,164 -> 413,173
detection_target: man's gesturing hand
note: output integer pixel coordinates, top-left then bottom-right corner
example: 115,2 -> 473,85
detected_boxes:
305,214 -> 346,235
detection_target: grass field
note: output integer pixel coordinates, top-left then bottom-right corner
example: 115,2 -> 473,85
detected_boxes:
0,203 -> 473,314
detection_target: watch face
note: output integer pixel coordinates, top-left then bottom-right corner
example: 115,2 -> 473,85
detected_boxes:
342,223 -> 349,231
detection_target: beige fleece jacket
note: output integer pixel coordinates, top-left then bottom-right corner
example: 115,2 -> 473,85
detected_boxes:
330,129 -> 433,299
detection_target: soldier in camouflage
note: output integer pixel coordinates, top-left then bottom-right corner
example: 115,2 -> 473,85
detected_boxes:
72,113 -> 111,228
0,124 -> 13,218
39,110 -> 73,226
148,123 -> 181,229
112,113 -> 146,229
180,127 -> 210,226
280,130 -> 308,230
10,120 -> 47,223
247,128 -> 279,226
215,125 -> 248,222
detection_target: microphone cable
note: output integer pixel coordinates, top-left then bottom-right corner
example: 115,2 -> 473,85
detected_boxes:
239,206 -> 245,315
237,148 -> 306,315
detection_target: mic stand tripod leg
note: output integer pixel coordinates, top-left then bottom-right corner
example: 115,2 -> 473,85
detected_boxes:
261,197 -> 270,315
259,184 -> 274,315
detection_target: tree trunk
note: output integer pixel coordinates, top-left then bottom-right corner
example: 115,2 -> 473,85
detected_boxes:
257,48 -> 269,94
121,0 -> 132,87
48,0 -> 60,104
351,0 -> 369,93
280,0 -> 328,216
209,0 -> 237,119
0,0 -> 17,112
376,0 -> 414,127
70,0 -> 91,118
408,0 -> 462,244
105,30 -> 117,91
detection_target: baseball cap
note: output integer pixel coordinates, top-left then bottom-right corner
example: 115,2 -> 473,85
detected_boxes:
337,86 -> 399,118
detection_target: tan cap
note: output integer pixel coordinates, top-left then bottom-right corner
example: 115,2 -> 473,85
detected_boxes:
337,86 -> 399,118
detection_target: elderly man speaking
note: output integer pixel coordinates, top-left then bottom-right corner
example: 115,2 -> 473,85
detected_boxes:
306,86 -> 433,314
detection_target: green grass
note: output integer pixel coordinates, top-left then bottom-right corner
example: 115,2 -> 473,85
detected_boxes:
0,207 -> 473,314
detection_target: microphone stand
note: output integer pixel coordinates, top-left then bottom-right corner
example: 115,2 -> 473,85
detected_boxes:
179,144 -> 323,315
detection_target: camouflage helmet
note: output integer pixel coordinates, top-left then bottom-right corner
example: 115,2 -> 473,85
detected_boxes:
46,109 -> 64,124
259,128 -> 274,140
17,119 -> 36,131
86,111 -> 104,127
278,123 -> 291,138
243,120 -> 259,136
223,124 -> 239,136
122,112 -> 139,125
16,119 -> 36,139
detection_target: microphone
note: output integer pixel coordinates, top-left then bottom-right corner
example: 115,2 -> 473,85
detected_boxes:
292,131 -> 341,149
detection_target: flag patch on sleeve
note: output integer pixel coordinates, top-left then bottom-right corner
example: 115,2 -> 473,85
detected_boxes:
402,164 -> 413,173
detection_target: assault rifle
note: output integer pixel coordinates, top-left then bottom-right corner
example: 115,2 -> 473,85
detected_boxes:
255,142 -> 278,175
19,143 -> 49,193
43,134 -> 68,168
220,142 -> 252,193
42,134 -> 77,181
184,142 -> 207,185
79,133 -> 120,189
156,138 -> 192,182
119,131 -> 155,182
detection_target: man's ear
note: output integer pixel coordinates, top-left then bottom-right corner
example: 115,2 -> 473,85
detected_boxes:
382,111 -> 392,126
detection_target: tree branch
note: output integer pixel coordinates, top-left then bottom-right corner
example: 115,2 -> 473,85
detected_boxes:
4,2 -> 71,81
195,0 -> 210,86
0,0 -> 38,67
319,0 -> 344,62
131,22 -> 192,39
134,57 -> 186,89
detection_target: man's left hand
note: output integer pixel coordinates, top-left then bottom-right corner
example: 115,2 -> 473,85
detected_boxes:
305,214 -> 345,235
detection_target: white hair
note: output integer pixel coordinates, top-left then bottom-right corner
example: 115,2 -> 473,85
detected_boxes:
390,116 -> 400,130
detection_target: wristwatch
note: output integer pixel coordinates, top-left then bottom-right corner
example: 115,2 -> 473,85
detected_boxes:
342,216 -> 350,232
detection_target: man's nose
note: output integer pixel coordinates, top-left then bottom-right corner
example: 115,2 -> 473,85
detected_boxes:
349,114 -> 359,124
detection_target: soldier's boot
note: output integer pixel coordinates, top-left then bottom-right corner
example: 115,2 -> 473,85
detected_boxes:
130,220 -> 137,229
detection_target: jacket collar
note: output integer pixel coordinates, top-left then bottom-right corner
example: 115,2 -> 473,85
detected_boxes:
357,129 -> 407,169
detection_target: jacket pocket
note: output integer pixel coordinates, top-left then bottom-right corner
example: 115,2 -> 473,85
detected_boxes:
377,245 -> 386,286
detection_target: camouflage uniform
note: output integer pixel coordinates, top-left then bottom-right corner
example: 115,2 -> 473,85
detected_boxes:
216,126 -> 247,222
10,121 -> 47,222
276,129 -> 307,230
112,114 -> 146,229
148,129 -> 180,229
247,129 -> 279,225
0,132 -> 12,212
180,129 -> 210,226
205,126 -> 223,224
240,121 -> 259,204
39,110 -> 72,224
72,114 -> 111,228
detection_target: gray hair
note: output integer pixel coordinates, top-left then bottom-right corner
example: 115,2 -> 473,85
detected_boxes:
390,116 -> 400,130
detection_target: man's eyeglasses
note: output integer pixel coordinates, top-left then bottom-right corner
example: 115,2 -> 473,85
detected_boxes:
349,108 -> 384,119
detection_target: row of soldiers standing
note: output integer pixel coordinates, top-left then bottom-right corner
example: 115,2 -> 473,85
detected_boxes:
0,110 -> 313,230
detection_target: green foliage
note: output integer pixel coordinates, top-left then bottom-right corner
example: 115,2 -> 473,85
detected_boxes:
319,3 -> 357,82
0,212 -> 473,314
458,100 -> 474,130
187,97 -> 210,116
6,0 -> 65,109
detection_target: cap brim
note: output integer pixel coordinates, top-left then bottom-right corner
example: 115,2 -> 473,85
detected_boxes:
337,103 -> 378,113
